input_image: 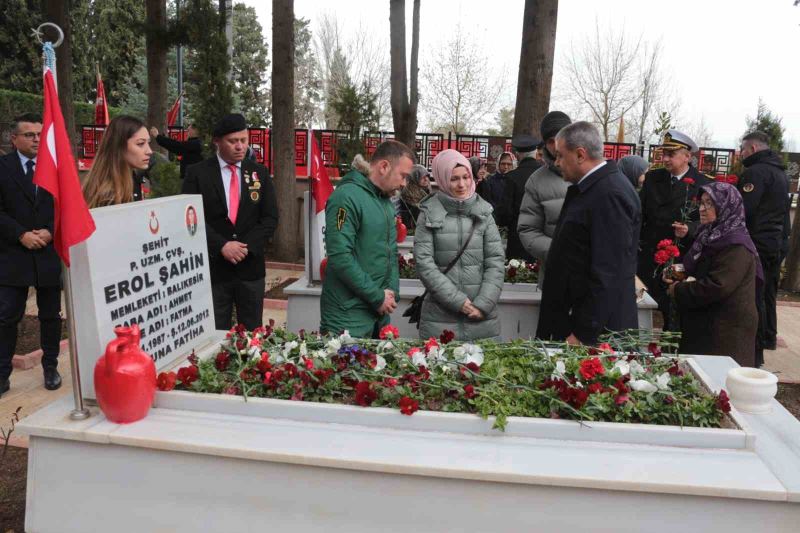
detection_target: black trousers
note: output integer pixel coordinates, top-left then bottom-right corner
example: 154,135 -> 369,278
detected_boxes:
0,285 -> 61,380
212,277 -> 265,331
761,253 -> 781,347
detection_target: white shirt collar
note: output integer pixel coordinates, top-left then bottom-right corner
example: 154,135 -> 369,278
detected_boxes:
17,151 -> 35,172
578,161 -> 607,185
672,167 -> 690,180
217,154 -> 240,172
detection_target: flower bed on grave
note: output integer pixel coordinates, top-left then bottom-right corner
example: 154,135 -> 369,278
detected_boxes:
157,322 -> 730,431
399,253 -> 539,285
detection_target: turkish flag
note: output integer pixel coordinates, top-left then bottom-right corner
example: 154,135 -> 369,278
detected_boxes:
94,70 -> 109,126
33,67 -> 96,266
310,132 -> 333,213
166,92 -> 183,127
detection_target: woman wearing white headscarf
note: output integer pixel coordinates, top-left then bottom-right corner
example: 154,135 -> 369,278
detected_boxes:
413,149 -> 505,340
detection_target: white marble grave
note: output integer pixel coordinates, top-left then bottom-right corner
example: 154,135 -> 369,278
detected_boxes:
286,276 -> 657,339
17,351 -> 800,532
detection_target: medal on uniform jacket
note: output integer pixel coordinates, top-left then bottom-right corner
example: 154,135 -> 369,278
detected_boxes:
244,170 -> 251,184
250,190 -> 260,201
743,183 -> 755,193
250,171 -> 261,190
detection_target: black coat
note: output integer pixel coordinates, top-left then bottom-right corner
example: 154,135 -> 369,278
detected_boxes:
738,150 -> 788,260
0,152 -> 61,287
537,161 -> 641,344
497,157 -> 542,261
637,166 -> 713,294
486,171 -> 509,211
155,135 -> 204,179
181,157 -> 279,284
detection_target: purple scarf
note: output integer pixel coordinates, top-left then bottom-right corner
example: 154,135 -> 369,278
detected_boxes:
683,182 -> 763,282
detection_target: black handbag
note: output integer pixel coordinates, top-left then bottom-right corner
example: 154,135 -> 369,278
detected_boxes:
403,216 -> 479,328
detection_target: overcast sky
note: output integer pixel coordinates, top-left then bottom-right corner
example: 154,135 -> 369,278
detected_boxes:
247,0 -> 800,150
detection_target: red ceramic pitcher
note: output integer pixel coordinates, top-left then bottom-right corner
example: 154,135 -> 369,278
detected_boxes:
396,216 -> 408,243
94,324 -> 156,424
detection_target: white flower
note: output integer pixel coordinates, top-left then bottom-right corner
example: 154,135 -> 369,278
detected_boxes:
412,351 -> 428,367
378,340 -> 394,352
248,346 -> 261,358
551,359 -> 566,380
456,343 -> 484,367
629,360 -> 646,378
508,259 -> 521,268
375,354 -> 387,371
612,360 -> 630,376
282,340 -> 299,358
403,252 -> 414,262
326,337 -> 342,354
299,342 -> 308,357
269,351 -> 285,364
313,349 -> 328,360
427,346 -> 447,365
629,379 -> 657,393
339,330 -> 353,344
656,372 -> 671,391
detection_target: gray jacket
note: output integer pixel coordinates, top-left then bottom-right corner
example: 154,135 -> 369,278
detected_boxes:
517,163 -> 569,263
414,192 -> 505,341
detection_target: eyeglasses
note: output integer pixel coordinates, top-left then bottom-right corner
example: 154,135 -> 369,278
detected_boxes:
16,132 -> 41,139
698,201 -> 715,210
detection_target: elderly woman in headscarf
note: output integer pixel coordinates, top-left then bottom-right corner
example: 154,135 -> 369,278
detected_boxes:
618,155 -> 649,190
664,182 -> 762,367
398,164 -> 432,229
486,151 -> 516,211
413,149 -> 505,340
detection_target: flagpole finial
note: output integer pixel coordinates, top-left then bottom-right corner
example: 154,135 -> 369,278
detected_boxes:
31,22 -> 64,48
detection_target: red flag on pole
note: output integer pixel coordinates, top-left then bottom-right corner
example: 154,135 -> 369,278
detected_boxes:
34,66 -> 96,267
310,132 -> 333,213
94,67 -> 109,126
166,91 -> 183,127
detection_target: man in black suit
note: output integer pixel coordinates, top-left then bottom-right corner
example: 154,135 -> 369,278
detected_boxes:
497,134 -> 542,262
0,114 -> 63,396
638,129 -> 713,330
150,124 -> 204,179
181,114 -> 278,330
537,121 -> 641,345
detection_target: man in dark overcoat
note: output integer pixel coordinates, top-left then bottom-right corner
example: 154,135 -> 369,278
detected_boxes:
181,114 -> 278,331
537,121 -> 641,345
738,130 -> 789,360
150,124 -> 204,180
497,134 -> 542,262
0,114 -> 63,396
637,129 -> 712,330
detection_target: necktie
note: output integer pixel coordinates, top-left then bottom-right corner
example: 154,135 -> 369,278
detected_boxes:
25,160 -> 37,197
227,164 -> 240,225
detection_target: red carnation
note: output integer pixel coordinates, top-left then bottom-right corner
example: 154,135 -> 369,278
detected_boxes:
615,394 -> 629,405
215,352 -> 230,372
654,249 -> 671,265
579,357 -> 605,380
463,384 -> 476,399
571,389 -> 589,408
716,390 -> 731,413
257,355 -> 272,374
507,266 -> 517,278
657,239 -> 673,250
647,342 -> 662,357
587,382 -> 603,394
726,174 -> 738,185
668,245 -> 680,258
303,357 -> 314,370
354,381 -> 378,407
383,377 -> 399,388
407,347 -> 421,358
439,329 -> 455,345
177,365 -> 199,386
262,371 -> 273,385
156,371 -> 177,391
187,351 -> 198,365
683,177 -> 695,185
379,324 -> 400,340
398,396 -> 419,416
424,337 -> 440,353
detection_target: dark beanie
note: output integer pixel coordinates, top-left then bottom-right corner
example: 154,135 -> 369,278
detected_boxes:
212,113 -> 248,138
540,111 -> 572,142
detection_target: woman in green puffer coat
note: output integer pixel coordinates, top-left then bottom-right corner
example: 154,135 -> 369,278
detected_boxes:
414,149 -> 505,340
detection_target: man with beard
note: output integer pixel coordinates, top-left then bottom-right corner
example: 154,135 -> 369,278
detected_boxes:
517,111 -> 571,282
638,129 -> 713,330
738,131 -> 789,362
497,134 -> 542,262
537,122 -> 641,344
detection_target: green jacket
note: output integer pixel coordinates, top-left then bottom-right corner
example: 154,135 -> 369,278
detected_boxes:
320,169 -> 399,337
414,192 -> 505,341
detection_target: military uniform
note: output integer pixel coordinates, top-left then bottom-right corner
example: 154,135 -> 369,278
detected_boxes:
638,130 -> 713,330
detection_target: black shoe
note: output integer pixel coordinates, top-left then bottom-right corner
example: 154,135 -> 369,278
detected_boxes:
0,378 -> 8,397
43,367 -> 62,391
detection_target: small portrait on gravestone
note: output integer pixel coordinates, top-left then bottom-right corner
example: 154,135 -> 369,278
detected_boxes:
185,205 -> 198,236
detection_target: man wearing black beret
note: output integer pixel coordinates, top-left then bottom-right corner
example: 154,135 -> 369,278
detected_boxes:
181,113 -> 279,331
496,133 -> 542,261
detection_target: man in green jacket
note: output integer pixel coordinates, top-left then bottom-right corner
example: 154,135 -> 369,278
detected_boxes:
320,140 -> 415,338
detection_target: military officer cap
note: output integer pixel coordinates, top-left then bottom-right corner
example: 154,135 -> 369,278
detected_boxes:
660,129 -> 698,153
511,134 -> 541,152
212,113 -> 248,138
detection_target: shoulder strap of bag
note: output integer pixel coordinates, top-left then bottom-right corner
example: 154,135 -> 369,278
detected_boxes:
442,215 -> 479,275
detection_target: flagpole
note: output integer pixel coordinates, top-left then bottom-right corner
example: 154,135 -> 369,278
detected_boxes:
34,23 -> 90,420
306,129 -> 314,287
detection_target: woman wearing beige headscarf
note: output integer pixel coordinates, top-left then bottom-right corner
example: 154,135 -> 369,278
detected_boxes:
413,150 -> 505,340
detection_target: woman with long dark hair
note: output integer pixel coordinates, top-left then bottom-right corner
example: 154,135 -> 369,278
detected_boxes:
83,115 -> 152,208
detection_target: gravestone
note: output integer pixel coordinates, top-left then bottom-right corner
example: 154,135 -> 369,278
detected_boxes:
69,195 -> 217,400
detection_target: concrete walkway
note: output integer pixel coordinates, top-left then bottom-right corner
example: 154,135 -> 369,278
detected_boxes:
3,299 -> 799,446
